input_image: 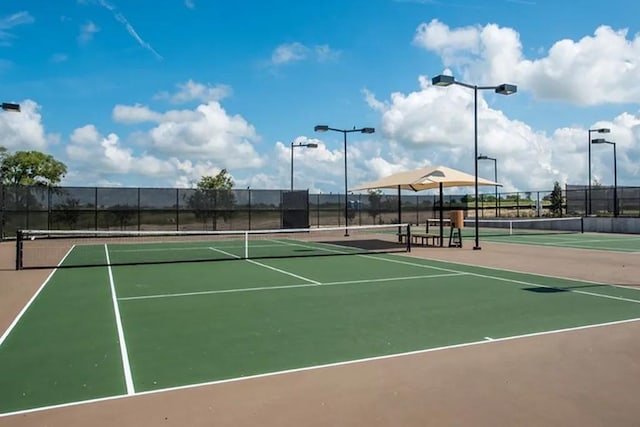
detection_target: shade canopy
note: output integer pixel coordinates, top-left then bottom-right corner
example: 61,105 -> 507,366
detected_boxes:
352,165 -> 501,192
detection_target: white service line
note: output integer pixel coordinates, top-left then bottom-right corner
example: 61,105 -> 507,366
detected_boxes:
118,272 -> 467,301
104,245 -> 135,395
208,246 -> 320,285
3,316 -> 639,419
364,254 -> 640,305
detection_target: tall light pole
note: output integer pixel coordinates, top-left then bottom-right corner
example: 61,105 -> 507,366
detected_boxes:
290,140 -> 318,191
478,155 -> 498,217
314,125 -> 375,236
591,139 -> 617,217
588,127 -> 610,215
432,74 -> 516,250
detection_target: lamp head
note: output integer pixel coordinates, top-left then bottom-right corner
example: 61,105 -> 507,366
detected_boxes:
432,74 -> 455,87
495,84 -> 517,95
314,125 -> 329,132
1,102 -> 20,112
591,138 -> 614,145
596,128 -> 610,134
477,155 -> 488,160
361,127 -> 375,134
306,143 -> 319,148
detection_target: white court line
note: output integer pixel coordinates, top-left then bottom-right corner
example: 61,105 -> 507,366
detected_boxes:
414,253 -> 640,292
364,255 -> 640,305
247,260 -> 321,285
118,272 -> 466,301
0,245 -> 76,347
485,237 -> 640,253
3,316 -> 639,419
110,242 -> 285,253
208,246 -> 320,285
104,245 -> 135,395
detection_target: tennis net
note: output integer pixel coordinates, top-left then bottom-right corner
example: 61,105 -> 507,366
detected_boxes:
460,217 -> 584,237
16,223 -> 411,269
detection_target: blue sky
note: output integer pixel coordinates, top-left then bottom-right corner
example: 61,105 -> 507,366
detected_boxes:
1,0 -> 640,194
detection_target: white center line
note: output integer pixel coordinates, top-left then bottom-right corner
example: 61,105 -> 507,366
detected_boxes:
208,246 -> 320,285
105,244 -> 135,395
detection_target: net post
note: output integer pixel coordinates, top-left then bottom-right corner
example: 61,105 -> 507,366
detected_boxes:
244,231 -> 249,259
16,229 -> 23,270
509,220 -> 513,236
406,223 -> 411,252
580,216 -> 584,233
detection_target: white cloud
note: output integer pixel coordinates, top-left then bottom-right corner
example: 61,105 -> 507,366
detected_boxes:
357,77 -> 609,192
271,42 -> 309,65
63,86 -> 265,185
270,42 -> 340,65
0,11 -> 34,46
414,19 -> 640,106
78,20 -> 99,44
154,80 -> 232,104
0,100 -> 48,151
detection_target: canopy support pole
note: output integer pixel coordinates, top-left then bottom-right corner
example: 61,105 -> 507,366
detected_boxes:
439,182 -> 444,247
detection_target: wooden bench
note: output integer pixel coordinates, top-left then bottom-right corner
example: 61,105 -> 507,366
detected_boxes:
398,233 -> 441,246
411,233 -> 440,246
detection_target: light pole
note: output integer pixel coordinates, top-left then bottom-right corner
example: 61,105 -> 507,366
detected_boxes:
314,125 -> 375,236
588,127 -> 610,215
478,155 -> 498,217
290,140 -> 318,191
591,139 -> 617,217
432,74 -> 516,250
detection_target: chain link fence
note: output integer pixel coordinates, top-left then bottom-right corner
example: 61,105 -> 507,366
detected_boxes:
2,184 -> 637,239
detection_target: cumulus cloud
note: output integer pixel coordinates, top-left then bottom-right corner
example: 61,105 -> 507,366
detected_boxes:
357,76 -> 597,192
154,80 -> 232,104
0,100 -> 48,151
414,19 -> 640,106
64,83 -> 265,186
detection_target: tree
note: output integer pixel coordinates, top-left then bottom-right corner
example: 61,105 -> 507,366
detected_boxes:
0,150 -> 67,186
549,181 -> 564,217
367,189 -> 382,224
187,169 -> 235,230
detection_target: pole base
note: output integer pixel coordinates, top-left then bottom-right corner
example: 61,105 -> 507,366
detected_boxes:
344,233 -> 350,237
473,246 -> 482,250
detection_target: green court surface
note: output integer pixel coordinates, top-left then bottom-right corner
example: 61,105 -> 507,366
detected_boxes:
1,240 -> 640,416
470,231 -> 640,252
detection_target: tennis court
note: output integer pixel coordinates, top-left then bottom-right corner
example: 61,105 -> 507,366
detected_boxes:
426,217 -> 640,252
1,224 -> 640,418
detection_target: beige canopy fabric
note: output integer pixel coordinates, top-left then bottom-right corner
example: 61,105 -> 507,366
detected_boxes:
352,165 -> 501,192
352,165 -> 502,248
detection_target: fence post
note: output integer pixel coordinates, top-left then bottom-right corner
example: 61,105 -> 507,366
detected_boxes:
94,187 -> 98,230
175,189 -> 180,231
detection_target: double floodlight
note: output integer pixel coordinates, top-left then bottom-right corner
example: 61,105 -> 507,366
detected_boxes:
431,75 -> 517,95
314,125 -> 375,134
591,138 -> 614,145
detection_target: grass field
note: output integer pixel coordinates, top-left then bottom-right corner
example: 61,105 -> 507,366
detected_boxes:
1,235 -> 640,417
